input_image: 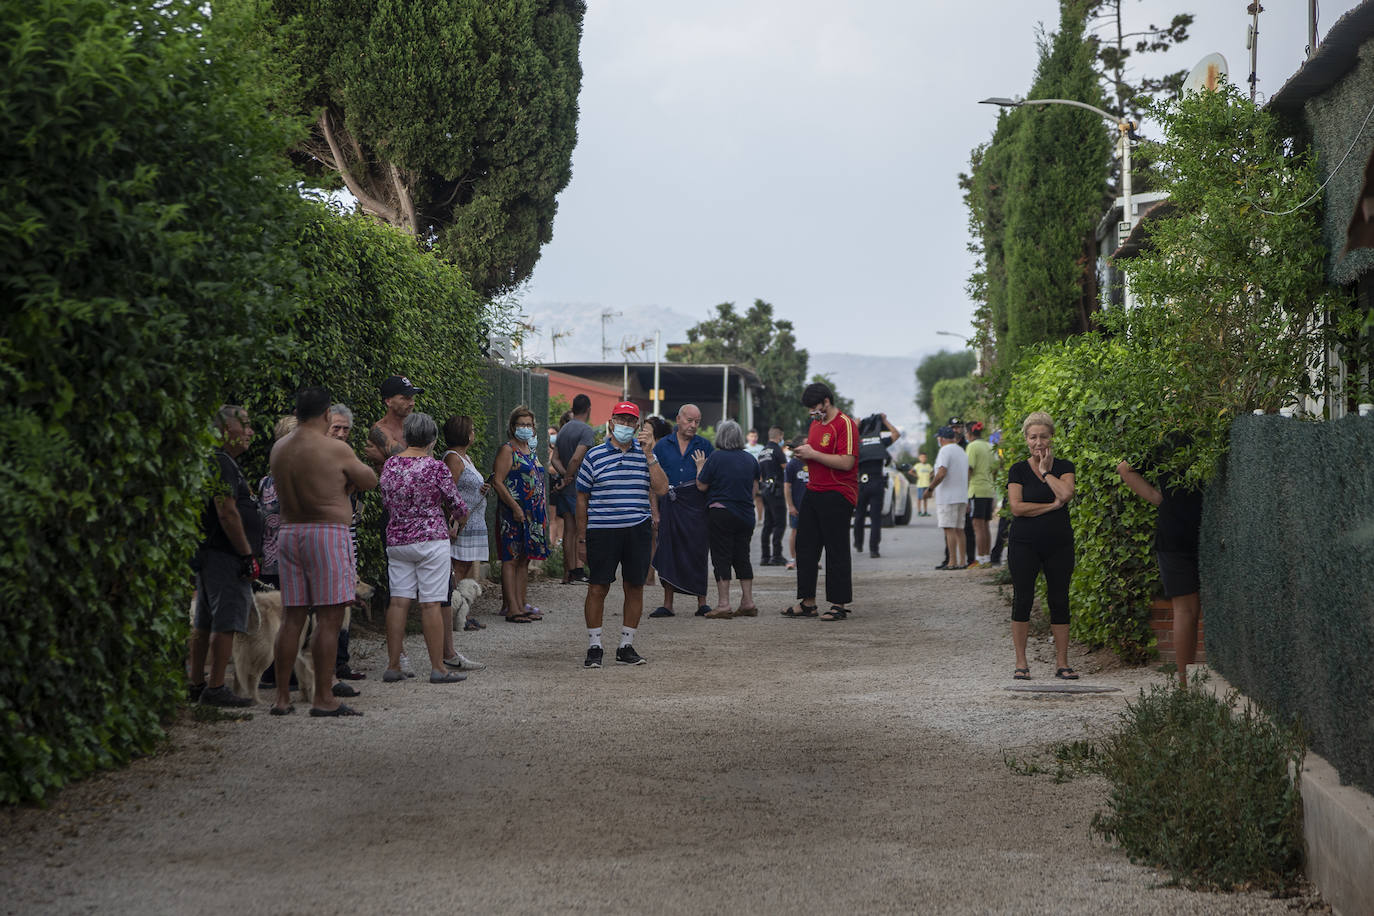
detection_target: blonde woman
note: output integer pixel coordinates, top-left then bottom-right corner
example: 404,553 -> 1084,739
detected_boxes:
1006,411 -> 1077,680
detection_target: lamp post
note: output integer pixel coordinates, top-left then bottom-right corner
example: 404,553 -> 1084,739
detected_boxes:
936,330 -> 983,376
980,96 -> 1138,309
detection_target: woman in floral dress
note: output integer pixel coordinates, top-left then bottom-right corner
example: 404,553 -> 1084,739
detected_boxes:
492,405 -> 549,622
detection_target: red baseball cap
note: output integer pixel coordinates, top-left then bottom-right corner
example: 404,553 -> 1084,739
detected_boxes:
611,401 -> 641,420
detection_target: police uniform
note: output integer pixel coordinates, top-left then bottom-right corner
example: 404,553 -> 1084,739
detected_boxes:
853,418 -> 894,556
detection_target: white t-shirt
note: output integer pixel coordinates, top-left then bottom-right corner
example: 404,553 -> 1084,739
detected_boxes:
933,442 -> 969,506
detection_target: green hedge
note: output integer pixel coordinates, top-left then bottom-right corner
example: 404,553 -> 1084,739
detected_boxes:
1000,335 -> 1229,659
239,207 -> 487,588
0,0 -> 304,803
0,0 -> 489,804
1202,414 -> 1374,795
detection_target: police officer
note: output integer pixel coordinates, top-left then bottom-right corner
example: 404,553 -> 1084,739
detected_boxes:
854,413 -> 899,558
758,426 -> 788,565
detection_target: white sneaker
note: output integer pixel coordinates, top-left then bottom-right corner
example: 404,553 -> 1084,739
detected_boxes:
443,652 -> 487,671
399,653 -> 416,678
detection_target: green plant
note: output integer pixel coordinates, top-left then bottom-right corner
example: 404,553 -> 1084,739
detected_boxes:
0,0 -> 304,804
542,541 -> 565,580
1091,681 -> 1306,891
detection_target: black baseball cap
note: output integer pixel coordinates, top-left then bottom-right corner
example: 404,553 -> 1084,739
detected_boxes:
948,416 -> 963,426
380,375 -> 424,399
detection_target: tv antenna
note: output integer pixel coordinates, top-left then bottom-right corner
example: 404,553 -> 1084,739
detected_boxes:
550,327 -> 574,362
600,309 -> 622,361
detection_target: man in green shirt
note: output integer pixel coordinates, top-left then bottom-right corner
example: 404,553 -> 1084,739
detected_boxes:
965,421 -> 998,567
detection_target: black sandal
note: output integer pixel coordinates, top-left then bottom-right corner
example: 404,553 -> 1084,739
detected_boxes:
819,606 -> 849,621
1055,667 -> 1080,680
781,603 -> 818,618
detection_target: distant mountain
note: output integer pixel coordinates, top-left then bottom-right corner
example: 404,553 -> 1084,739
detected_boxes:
810,351 -> 925,454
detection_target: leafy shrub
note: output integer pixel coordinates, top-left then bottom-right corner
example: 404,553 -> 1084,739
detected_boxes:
0,0 -> 303,803
1091,681 -> 1306,891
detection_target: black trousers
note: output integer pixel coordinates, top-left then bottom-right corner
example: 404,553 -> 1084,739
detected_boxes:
853,473 -> 885,550
990,513 -> 1010,563
760,487 -> 786,560
708,508 -> 755,581
796,489 -> 853,605
1008,538 -> 1074,624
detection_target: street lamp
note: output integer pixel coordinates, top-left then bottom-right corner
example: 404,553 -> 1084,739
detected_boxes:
935,330 -> 982,375
979,96 -> 1137,252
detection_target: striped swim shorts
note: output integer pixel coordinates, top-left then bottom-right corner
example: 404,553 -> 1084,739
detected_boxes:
278,523 -> 356,608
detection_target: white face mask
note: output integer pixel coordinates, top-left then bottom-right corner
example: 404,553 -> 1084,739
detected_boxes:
611,423 -> 635,444
515,427 -> 536,444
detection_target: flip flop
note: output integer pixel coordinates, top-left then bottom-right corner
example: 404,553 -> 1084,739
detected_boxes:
332,682 -> 360,698
309,704 -> 362,717
1013,668 -> 1031,680
463,618 -> 486,631
524,604 -> 544,620
781,604 -> 818,618
506,613 -> 534,623
733,606 -> 758,617
269,704 -> 295,716
1055,667 -> 1080,680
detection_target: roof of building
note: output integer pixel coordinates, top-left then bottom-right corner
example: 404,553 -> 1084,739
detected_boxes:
1269,1 -> 1374,118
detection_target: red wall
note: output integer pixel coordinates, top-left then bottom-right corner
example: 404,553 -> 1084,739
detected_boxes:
541,370 -> 633,426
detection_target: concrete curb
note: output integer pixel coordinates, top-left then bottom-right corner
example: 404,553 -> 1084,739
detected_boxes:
1201,669 -> 1374,916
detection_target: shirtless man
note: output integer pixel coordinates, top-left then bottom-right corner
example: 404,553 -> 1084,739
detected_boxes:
364,374 -> 422,466
270,386 -> 378,716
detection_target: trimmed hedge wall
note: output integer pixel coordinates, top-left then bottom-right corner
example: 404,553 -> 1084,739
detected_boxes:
238,207 -> 487,589
0,1 -> 488,803
1201,414 -> 1374,795
0,0 -> 305,804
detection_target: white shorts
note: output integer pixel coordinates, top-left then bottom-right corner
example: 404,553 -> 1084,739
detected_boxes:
386,539 -> 451,602
936,503 -> 966,529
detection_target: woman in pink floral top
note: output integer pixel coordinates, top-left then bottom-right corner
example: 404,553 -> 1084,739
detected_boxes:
380,412 -> 469,684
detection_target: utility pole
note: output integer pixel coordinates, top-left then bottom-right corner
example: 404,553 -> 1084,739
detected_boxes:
1308,0 -> 1319,60
600,309 -> 622,361
1246,2 -> 1264,103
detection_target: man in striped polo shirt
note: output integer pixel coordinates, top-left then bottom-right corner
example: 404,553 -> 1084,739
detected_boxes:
575,401 -> 669,668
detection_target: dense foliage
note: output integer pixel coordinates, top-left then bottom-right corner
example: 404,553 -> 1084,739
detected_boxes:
240,207 -> 488,588
1002,3 -> 1112,360
0,0 -> 304,803
1123,82 -> 1351,412
230,0 -> 586,298
670,300 -> 811,436
0,0 -> 489,804
1092,682 -> 1306,891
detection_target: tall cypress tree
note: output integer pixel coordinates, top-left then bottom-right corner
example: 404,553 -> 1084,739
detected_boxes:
1002,0 -> 1112,357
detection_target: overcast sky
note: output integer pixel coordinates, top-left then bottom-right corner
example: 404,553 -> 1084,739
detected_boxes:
521,0 -> 1361,358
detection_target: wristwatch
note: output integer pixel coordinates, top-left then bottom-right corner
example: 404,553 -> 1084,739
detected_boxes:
646,456 -> 659,466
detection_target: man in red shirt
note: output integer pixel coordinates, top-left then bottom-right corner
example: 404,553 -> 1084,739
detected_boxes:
783,382 -> 858,621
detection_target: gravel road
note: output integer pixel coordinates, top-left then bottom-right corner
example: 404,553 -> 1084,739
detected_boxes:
1,516 -> 1323,914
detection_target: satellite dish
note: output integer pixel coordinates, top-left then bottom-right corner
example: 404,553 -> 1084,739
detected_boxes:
1183,53 -> 1228,94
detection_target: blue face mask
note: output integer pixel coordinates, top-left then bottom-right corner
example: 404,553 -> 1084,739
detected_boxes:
611,423 -> 635,444
515,427 -> 536,443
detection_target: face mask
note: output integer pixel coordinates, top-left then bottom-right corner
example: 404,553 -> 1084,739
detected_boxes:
549,434 -> 557,445
784,448 -> 793,460
809,409 -> 825,422
611,423 -> 635,444
515,428 -> 535,443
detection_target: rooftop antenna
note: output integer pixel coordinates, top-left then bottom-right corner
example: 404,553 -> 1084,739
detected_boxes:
550,327 -> 573,362
600,309 -> 622,361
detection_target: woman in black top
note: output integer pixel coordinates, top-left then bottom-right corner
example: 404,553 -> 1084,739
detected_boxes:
1007,411 -> 1078,680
